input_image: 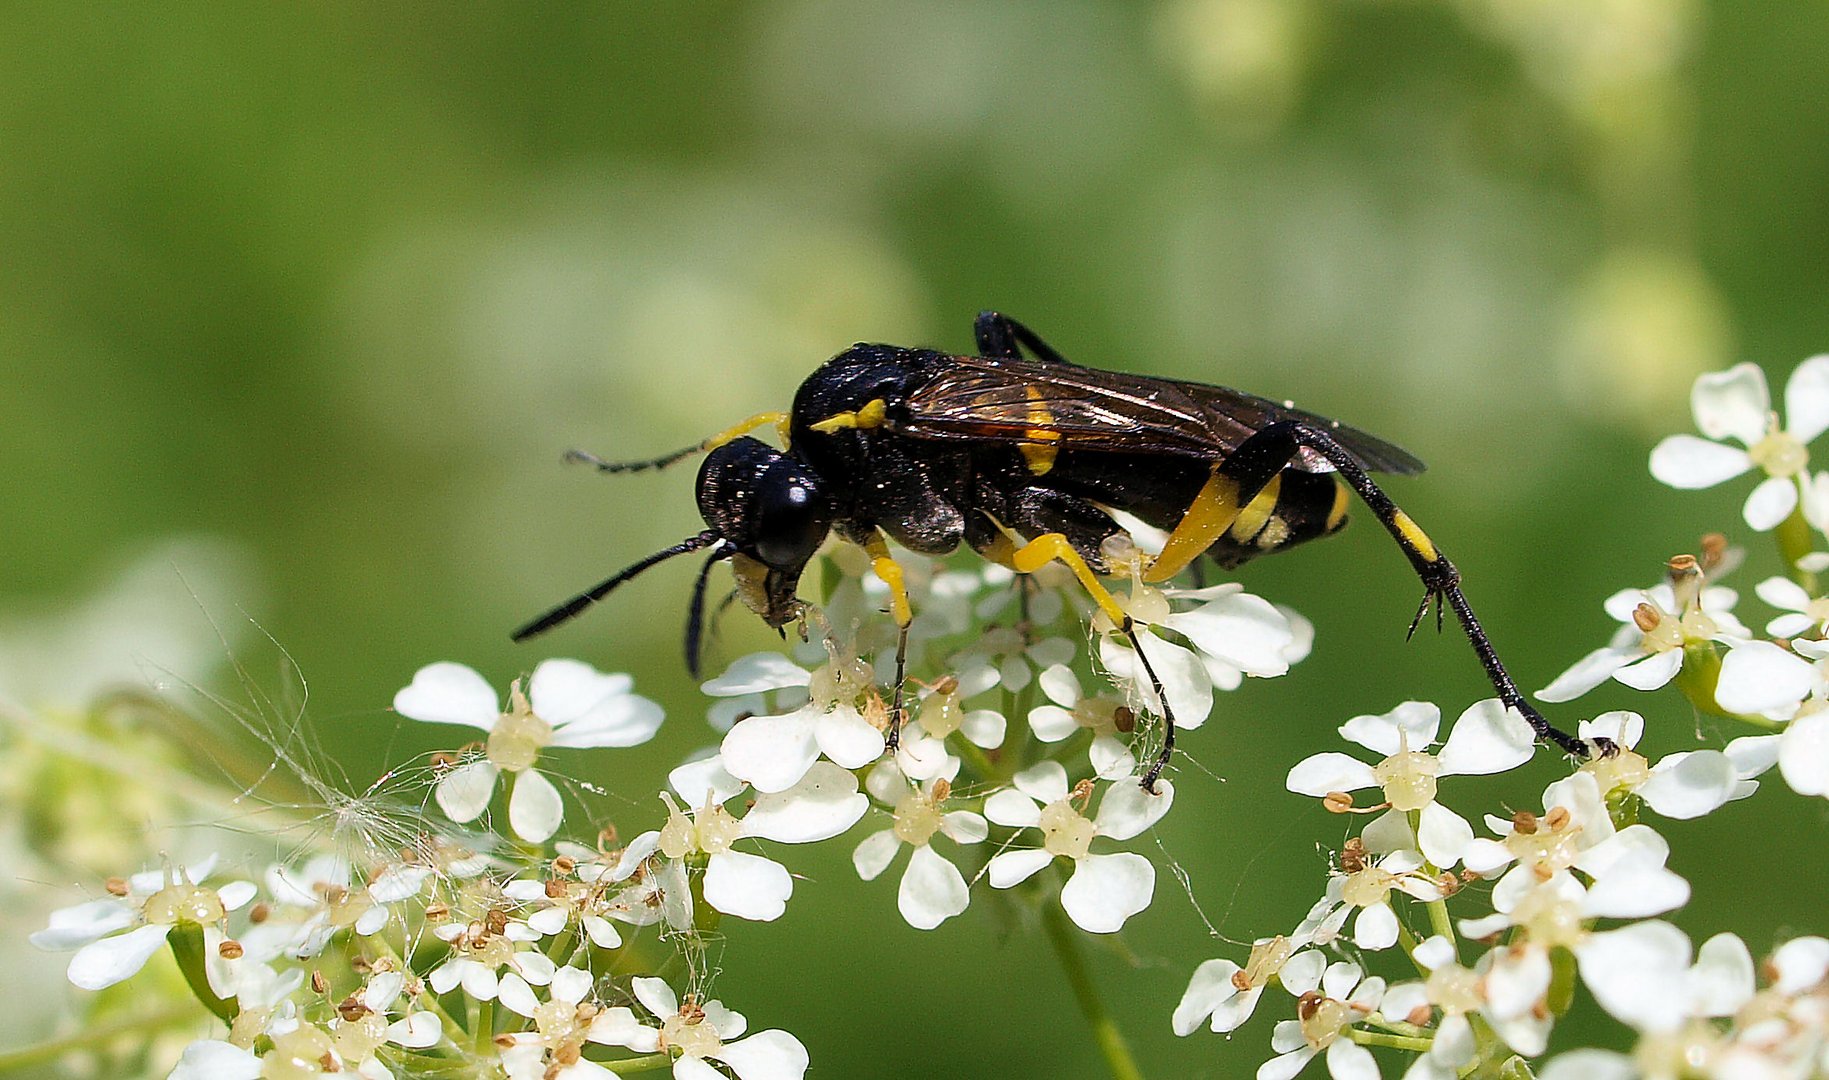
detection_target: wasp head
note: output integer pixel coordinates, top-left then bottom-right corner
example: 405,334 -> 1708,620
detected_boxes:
696,437 -> 832,629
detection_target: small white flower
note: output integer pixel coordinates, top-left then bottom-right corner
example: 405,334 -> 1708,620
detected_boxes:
1096,582 -> 1303,733
1378,936 -> 1488,1077
1649,356 -> 1829,529
718,646 -> 886,794
1293,850 -> 1443,952
1715,638 -> 1819,720
1538,577 -> 1747,702
1574,711 -> 1742,819
1174,937 -> 1302,1036
1286,700 -> 1536,868
1755,574 -> 1829,638
427,920 -> 559,1003
1575,923 -> 1756,1034
589,978 -> 810,1080
1257,955 -> 1386,1080
32,857 -> 256,991
394,659 -> 664,842
984,762 -> 1172,933
640,759 -> 868,924
950,621 -> 1078,697
852,760 -> 987,929
1028,663 -> 1142,779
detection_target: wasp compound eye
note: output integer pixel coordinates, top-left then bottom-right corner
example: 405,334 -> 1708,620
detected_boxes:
696,437 -> 831,570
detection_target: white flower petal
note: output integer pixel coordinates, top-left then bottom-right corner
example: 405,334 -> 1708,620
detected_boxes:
1099,632 -> 1212,731
852,830 -> 901,882
1692,362 -> 1771,445
632,976 -> 677,1018
67,923 -> 173,990
1744,475 -> 1800,531
959,708 -> 1005,749
583,916 -> 622,949
668,755 -> 745,807
1360,807 -> 1417,856
1787,354 -> 1829,443
169,1039 -> 261,1080
1649,434 -> 1753,489
1486,947 -> 1551,1019
31,900 -> 136,951
1319,961 -> 1363,1002
1164,593 -> 1294,678
1012,760 -> 1071,804
1772,937 -> 1829,994
1437,699 -> 1535,775
1089,736 -> 1137,780
1172,959 -> 1242,1036
497,972 -> 540,1018
987,848 -> 1054,889
1353,903 -> 1399,951
812,705 -> 887,769
719,708 -> 819,794
1725,733 -> 1781,778
1757,574 -> 1814,613
1339,701 -> 1439,758
393,662 -> 500,729
893,732 -> 954,782
1537,647 -> 1634,702
1093,778 -> 1174,840
702,852 -> 793,921
588,1006 -> 661,1051
435,760 -> 499,824
1639,750 -> 1737,818
942,811 -> 988,844
1038,664 -> 1082,708
984,788 -> 1043,828
1417,803 -> 1474,869
1279,951 -> 1325,996
1027,704 -> 1081,743
1578,710 -> 1643,749
1690,933 -> 1755,1017
1539,1050 -> 1638,1080
1576,921 -> 1694,1033
1285,752 -> 1378,797
702,653 -> 812,695
1716,641 -> 1816,717
742,761 -> 869,843
713,1030 -> 810,1080
1325,1037 -> 1379,1080
508,769 -> 564,843
1612,647 -> 1684,692
1060,852 -> 1153,934
897,845 -> 968,930
1258,1047 -> 1317,1080
1779,713 -> 1829,796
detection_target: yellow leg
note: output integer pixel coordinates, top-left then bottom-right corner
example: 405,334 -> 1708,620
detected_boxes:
1008,533 -> 1130,628
809,398 -> 888,435
862,534 -> 913,628
1143,468 -> 1243,583
704,411 -> 793,451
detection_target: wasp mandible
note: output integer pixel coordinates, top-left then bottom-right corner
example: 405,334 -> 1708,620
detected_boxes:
514,312 -> 1602,789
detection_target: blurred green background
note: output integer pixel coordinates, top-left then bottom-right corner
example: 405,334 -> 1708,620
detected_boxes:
4,2 -> 1828,1077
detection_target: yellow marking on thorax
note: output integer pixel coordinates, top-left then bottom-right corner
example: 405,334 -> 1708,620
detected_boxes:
1143,468 -> 1242,583
810,398 -> 888,435
1325,480 -> 1350,532
1227,474 -> 1283,543
1391,510 -> 1439,563
1008,533 -> 1128,627
1020,386 -> 1061,475
862,533 -> 913,627
704,411 -> 792,451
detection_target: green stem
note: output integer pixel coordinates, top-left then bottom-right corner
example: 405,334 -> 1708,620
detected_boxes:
1776,501 -> 1819,593
587,1052 -> 673,1074
1348,1028 -> 1433,1053
1425,898 -> 1457,963
472,998 -> 494,1052
951,734 -> 1000,785
0,1007 -> 194,1073
1040,898 -> 1145,1080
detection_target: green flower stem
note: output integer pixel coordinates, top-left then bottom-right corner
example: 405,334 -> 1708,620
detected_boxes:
951,734 -> 1001,784
0,1007 -> 193,1073
1347,1029 -> 1433,1053
1040,898 -> 1146,1080
473,998 -> 495,1052
1776,501 -> 1818,593
1425,898 -> 1457,962
168,922 -> 238,1023
589,1052 -> 673,1074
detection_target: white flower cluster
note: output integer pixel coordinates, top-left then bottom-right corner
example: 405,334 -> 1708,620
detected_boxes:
33,536 -> 1312,1078
1172,355 -> 1829,1079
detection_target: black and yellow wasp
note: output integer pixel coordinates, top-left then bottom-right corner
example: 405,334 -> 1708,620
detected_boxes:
515,312 -> 1600,788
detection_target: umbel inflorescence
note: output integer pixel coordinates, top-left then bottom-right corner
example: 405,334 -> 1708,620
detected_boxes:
26,356 -> 1829,1079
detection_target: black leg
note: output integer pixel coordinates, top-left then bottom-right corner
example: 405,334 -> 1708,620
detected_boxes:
1234,422 -> 1603,760
564,445 -> 703,474
973,311 -> 1076,365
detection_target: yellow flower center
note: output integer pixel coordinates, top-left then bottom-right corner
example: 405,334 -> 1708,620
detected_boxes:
660,1011 -> 722,1060
1372,750 -> 1439,812
918,691 -> 963,738
1749,428 -> 1808,478
1039,799 -> 1096,860
1583,748 -> 1650,794
260,1023 -> 336,1079
488,683 -> 552,773
1511,888 -> 1585,948
1426,964 -> 1482,1014
1340,868 -> 1395,909
1299,997 -> 1350,1050
892,790 -> 943,847
143,883 -> 225,926
1239,936 -> 1292,989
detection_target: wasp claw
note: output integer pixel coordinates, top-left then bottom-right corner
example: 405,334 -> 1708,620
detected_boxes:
1406,591 -> 1432,641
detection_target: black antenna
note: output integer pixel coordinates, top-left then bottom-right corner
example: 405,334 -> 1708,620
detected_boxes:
563,446 -> 704,474
684,541 -> 736,678
511,530 -> 722,642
